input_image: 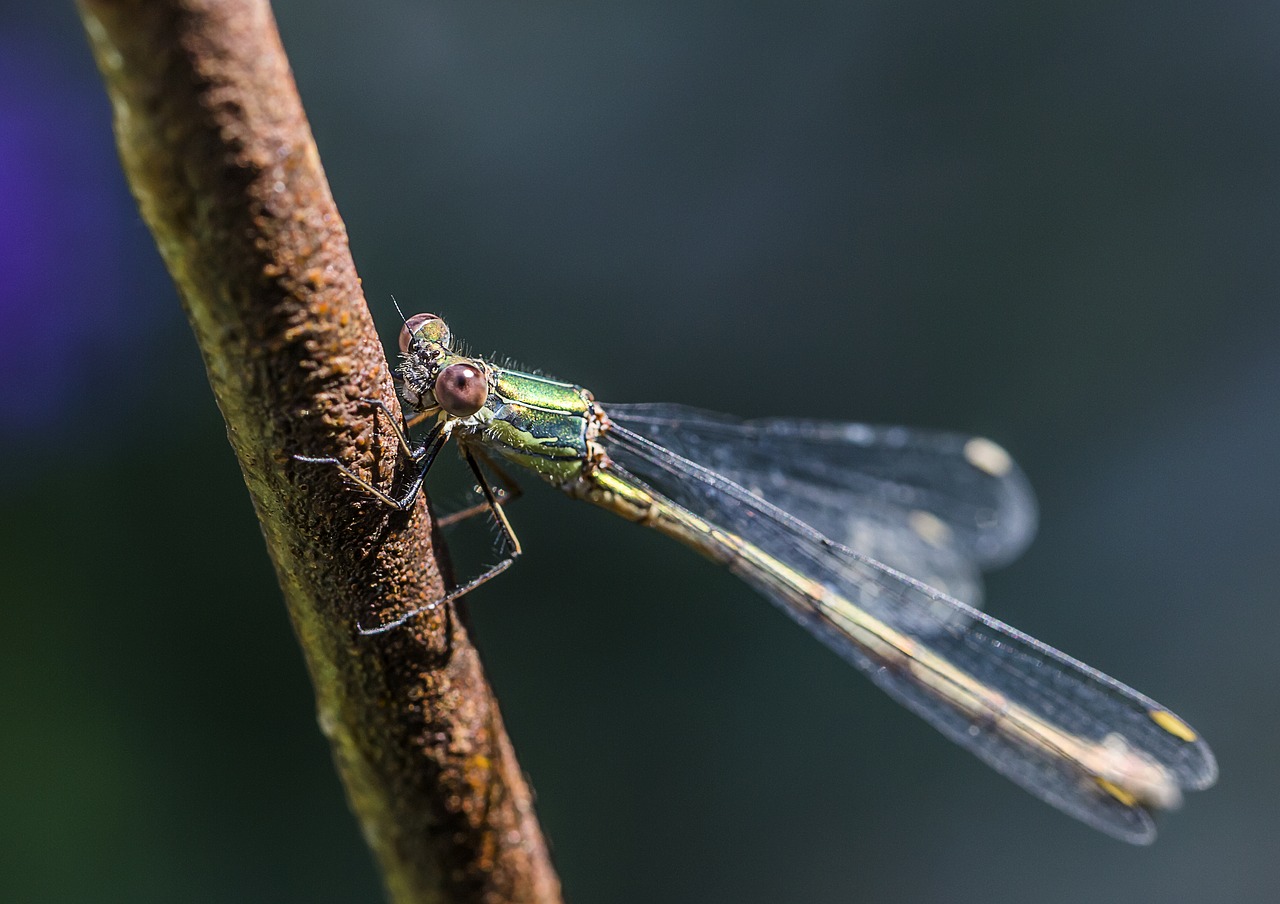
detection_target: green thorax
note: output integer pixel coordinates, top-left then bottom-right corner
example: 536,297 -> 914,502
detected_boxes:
465,366 -> 593,486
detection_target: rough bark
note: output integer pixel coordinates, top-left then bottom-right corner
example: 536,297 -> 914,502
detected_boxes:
76,2 -> 561,902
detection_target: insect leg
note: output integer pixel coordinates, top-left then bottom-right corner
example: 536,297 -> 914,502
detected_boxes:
435,449 -> 525,527
404,408 -> 438,431
356,446 -> 523,635
294,421 -> 447,511
356,396 -> 437,459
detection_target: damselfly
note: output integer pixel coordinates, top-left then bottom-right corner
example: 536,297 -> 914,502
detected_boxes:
297,312 -> 1216,843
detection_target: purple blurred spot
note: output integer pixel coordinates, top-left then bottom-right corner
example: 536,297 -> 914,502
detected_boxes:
0,33 -> 173,432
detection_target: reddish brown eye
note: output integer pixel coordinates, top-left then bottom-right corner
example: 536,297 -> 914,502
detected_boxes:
435,362 -> 488,416
399,313 -> 443,353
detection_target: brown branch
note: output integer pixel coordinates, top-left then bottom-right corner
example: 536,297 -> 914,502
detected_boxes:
75,2 -> 561,902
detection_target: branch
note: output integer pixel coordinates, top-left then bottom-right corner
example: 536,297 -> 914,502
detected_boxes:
75,2 -> 561,902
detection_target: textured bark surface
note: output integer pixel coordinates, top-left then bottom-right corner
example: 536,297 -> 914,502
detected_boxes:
76,2 -> 561,902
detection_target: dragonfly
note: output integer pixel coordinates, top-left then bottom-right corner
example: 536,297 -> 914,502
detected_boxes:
297,311 -> 1217,843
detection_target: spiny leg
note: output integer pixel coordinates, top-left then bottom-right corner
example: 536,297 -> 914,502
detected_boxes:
436,449 -> 525,528
356,396 -> 439,459
294,421 -> 446,511
357,446 -> 523,635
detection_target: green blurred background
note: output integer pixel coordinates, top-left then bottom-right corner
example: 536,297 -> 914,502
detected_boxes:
2,2 -> 1276,901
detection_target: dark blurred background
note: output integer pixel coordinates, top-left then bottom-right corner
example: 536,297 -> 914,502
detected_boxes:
2,2 -> 1276,901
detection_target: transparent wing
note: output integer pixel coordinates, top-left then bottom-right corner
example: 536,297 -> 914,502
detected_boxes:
601,422 -> 1217,843
607,403 -> 1037,609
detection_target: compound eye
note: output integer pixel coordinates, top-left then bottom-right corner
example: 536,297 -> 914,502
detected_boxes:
434,362 -> 488,416
399,313 -> 450,353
